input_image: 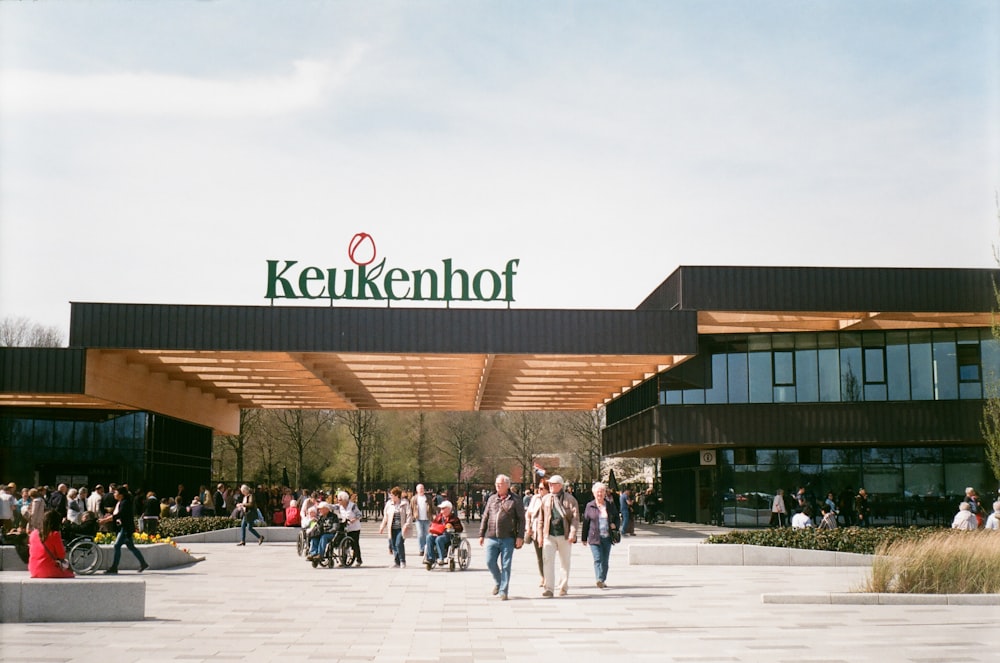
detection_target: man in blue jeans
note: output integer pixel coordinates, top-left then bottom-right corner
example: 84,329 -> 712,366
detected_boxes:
478,474 -> 525,601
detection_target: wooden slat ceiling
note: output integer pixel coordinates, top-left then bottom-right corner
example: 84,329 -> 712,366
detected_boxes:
697,310 -> 992,334
94,349 -> 680,412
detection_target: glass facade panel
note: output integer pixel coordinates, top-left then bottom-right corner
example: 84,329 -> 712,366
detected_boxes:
727,352 -> 748,404
748,351 -> 773,403
903,464 -> 943,497
705,354 -> 728,404
840,333 -> 862,402
909,332 -> 934,400
944,463 -> 987,497
794,348 -> 818,402
932,331 -> 958,400
886,332 -> 911,400
657,328 -> 991,407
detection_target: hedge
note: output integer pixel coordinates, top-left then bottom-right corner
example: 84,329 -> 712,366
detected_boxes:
705,526 -> 941,555
155,516 -> 241,538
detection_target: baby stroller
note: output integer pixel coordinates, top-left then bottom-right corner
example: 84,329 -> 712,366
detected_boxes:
311,521 -> 357,569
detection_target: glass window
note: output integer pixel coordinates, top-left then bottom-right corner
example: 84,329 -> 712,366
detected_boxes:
863,346 -> 886,383
863,447 -> 901,464
705,354 -> 729,404
727,352 -> 748,404
840,333 -> 862,402
822,448 -> 861,465
944,463 -> 987,497
52,421 -> 73,449
909,332 -> 933,400
903,447 -> 942,463
903,464 -> 943,498
818,333 -> 841,402
886,332 -> 911,401
682,389 -> 705,404
957,339 -> 981,383
662,390 -> 681,405
33,420 -> 54,448
932,331 -> 958,400
748,351 -> 772,403
773,351 -> 794,386
861,465 -> 903,496
794,346 -> 818,402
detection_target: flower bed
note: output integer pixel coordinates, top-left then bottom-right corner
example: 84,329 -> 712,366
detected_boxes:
705,526 -> 935,555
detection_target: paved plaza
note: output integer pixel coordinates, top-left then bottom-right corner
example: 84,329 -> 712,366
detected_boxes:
3,521 -> 1000,662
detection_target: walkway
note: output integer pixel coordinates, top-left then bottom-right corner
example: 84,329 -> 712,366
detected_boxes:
2,521 -> 998,662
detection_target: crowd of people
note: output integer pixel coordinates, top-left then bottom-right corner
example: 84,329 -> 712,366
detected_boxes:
767,484 -> 1000,532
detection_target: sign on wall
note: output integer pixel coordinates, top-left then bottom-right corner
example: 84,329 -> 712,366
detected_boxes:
266,233 -> 520,305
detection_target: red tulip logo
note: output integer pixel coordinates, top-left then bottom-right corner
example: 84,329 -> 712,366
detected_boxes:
348,233 -> 376,266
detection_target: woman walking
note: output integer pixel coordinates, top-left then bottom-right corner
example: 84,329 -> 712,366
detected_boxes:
104,486 -> 149,574
235,484 -> 265,546
378,486 -> 412,568
580,481 -> 620,589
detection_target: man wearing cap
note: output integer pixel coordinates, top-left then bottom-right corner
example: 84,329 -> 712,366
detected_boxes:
537,475 -> 580,597
424,500 -> 463,568
307,502 -> 340,560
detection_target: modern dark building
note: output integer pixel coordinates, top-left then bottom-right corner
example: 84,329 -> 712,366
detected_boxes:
2,266 -> 996,525
603,267 -> 998,526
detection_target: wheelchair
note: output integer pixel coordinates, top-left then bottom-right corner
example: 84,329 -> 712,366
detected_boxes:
310,522 -> 357,569
424,526 -> 471,572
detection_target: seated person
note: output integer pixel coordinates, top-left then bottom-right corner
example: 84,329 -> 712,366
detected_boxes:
423,500 -> 463,568
817,504 -> 838,530
307,502 -> 340,560
29,510 -> 74,578
62,511 -> 98,541
791,505 -> 815,529
284,500 -> 301,527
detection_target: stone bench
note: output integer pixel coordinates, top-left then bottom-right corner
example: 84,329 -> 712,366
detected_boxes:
0,575 -> 145,622
628,543 -> 874,566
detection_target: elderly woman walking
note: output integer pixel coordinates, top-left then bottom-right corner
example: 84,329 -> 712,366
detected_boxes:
379,486 -> 412,568
581,481 -> 620,589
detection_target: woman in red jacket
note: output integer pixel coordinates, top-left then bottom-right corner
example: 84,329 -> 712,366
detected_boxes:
28,510 -> 74,578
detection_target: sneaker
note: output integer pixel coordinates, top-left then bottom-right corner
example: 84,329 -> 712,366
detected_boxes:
492,585 -> 499,596
438,559 -> 447,566
542,589 -> 553,598
236,542 -> 246,546
104,568 -> 118,575
138,562 -> 149,573
500,593 -> 508,601
393,562 -> 400,568
400,562 -> 406,569
596,581 -> 605,589
258,536 -> 265,546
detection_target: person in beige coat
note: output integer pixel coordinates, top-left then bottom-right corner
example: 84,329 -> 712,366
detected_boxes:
379,486 -> 413,568
537,475 -> 579,597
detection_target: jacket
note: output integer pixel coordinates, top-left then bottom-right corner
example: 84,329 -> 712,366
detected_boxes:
479,492 -> 525,540
112,497 -> 138,535
410,494 -> 438,521
581,497 -> 620,545
381,499 -> 412,538
537,491 -> 580,547
429,510 -> 463,535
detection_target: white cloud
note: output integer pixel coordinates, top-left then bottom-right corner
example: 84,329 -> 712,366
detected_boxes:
0,50 -> 367,117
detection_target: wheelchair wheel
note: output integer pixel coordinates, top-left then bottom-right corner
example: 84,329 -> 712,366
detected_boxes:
297,530 -> 306,557
67,538 -> 101,575
456,538 -> 471,570
337,538 -> 356,567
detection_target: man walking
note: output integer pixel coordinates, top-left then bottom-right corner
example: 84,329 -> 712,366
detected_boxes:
410,483 -> 437,558
538,475 -> 579,597
479,474 -> 525,601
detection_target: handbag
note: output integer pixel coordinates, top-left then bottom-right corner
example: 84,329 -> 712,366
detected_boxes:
41,539 -> 70,570
610,528 -> 621,545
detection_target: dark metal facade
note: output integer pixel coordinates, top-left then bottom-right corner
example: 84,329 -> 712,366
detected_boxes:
637,266 -> 999,312
603,401 -> 985,455
69,303 -> 699,355
0,348 -> 85,393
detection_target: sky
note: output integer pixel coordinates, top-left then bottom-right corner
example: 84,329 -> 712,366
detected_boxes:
1,1 -> 998,336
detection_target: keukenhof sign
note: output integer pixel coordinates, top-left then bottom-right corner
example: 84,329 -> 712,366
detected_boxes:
266,233 -> 520,305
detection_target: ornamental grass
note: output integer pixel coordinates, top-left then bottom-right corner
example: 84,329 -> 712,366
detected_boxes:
862,530 -> 1000,594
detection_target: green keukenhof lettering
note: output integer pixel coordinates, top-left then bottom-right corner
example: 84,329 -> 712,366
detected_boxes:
265,254 -> 519,304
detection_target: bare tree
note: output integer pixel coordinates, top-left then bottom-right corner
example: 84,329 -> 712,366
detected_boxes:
266,409 -> 336,489
216,409 -> 263,484
983,194 -> 1000,489
493,411 -> 548,485
336,410 -> 381,496
559,409 -> 605,484
413,412 -> 432,482
0,316 -> 64,347
438,412 -> 484,489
